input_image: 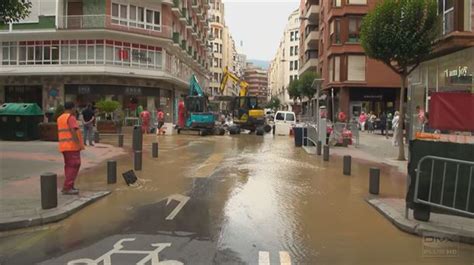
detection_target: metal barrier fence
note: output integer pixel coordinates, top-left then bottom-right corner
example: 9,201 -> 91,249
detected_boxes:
414,155 -> 473,217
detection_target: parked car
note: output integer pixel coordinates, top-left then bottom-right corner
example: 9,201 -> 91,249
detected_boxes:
273,111 -> 296,136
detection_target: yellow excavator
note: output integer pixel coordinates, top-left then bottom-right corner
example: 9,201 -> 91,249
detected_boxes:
219,67 -> 271,135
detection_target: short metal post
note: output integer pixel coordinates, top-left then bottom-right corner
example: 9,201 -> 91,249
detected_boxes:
343,155 -> 351,176
134,150 -> 142,171
133,125 -> 142,151
41,173 -> 57,209
152,142 -> 158,158
118,134 -> 124,147
369,167 -> 380,195
323,145 -> 329,161
107,160 -> 117,184
316,141 -> 322,156
94,131 -> 100,143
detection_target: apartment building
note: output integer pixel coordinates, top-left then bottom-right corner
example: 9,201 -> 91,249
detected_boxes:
319,0 -> 400,120
408,0 -> 474,127
244,63 -> 268,104
0,0 -> 211,122
299,0 -> 320,77
268,9 -> 299,110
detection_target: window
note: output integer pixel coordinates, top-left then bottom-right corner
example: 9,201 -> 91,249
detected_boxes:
332,0 -> 342,7
111,2 -> 160,31
290,61 -> 294,71
348,17 -> 362,43
330,19 -> 341,45
439,0 -> 454,34
290,31 -> 294,41
294,31 -> 299,41
294,60 -> 298,70
348,0 -> 367,4
330,56 -> 341,82
276,112 -> 284,121
290,46 -> 294,56
347,55 -> 366,81
286,113 -> 295,121
295,46 -> 298,55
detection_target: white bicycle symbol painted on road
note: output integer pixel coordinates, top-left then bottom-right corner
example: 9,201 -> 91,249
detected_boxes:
67,238 -> 183,265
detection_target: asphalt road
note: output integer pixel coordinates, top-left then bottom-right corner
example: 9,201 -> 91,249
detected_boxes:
0,134 -> 473,264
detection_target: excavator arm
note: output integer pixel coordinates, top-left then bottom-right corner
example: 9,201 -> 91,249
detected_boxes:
189,74 -> 204,97
220,67 -> 248,96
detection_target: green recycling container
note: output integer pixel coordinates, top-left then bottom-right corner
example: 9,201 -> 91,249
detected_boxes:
0,103 -> 44,141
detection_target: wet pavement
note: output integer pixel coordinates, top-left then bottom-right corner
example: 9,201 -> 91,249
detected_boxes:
0,133 -> 473,264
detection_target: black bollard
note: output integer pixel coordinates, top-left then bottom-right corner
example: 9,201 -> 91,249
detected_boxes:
369,167 -> 380,195
41,173 -> 58,209
107,160 -> 117,184
316,141 -> 322,156
323,145 -> 330,161
152,142 -> 158,158
94,131 -> 100,143
118,134 -> 124,147
343,155 -> 352,176
132,125 -> 143,151
134,150 -> 142,171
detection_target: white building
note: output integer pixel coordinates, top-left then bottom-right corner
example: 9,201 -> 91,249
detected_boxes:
268,9 -> 299,110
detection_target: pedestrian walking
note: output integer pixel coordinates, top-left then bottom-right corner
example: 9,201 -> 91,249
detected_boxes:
140,108 -> 151,134
392,111 -> 400,147
156,108 -> 165,135
81,104 -> 95,146
379,112 -> 387,136
178,97 -> 186,129
368,112 -> 376,133
358,111 -> 367,132
57,102 -> 84,195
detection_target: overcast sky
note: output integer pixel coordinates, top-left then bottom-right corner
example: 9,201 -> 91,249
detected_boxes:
223,0 -> 299,61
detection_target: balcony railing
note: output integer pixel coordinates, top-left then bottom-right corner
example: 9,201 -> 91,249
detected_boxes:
58,15 -> 172,39
173,32 -> 180,44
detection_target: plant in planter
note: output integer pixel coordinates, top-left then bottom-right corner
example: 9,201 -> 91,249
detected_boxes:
38,104 -> 64,141
96,100 -> 121,133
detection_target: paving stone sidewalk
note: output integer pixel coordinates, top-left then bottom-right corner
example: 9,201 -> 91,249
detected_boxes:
0,141 -> 126,231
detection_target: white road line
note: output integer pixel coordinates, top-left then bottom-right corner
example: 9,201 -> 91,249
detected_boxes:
259,251 -> 270,265
279,251 -> 292,265
165,194 -> 190,220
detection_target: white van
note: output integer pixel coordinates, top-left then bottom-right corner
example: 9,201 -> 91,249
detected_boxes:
274,111 -> 296,136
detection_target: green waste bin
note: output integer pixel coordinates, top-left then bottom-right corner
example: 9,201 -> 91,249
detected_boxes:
0,103 -> 44,141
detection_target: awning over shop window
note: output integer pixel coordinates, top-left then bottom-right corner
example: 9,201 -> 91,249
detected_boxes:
429,92 -> 474,131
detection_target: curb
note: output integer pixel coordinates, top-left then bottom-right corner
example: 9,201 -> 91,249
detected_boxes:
0,191 -> 110,232
366,198 -> 474,245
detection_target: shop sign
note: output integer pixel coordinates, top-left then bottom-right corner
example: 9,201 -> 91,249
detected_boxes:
444,66 -> 469,78
363,95 -> 383,100
132,50 -> 152,63
125,87 -> 142,95
78,86 -> 91,94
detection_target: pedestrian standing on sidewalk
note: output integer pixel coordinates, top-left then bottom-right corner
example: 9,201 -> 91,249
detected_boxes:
140,108 -> 151,134
368,112 -> 376,133
379,112 -> 387,136
156,108 -> 165,135
81,104 -> 95,146
392,111 -> 400,147
57,102 -> 84,195
358,111 -> 367,132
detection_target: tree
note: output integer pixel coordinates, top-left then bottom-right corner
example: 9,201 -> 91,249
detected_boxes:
287,79 -> 301,101
360,0 -> 439,160
266,96 -> 281,110
298,72 -> 319,99
96,100 -> 121,119
1,0 -> 32,24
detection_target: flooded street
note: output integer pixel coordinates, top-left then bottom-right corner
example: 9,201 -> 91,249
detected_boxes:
0,134 -> 472,264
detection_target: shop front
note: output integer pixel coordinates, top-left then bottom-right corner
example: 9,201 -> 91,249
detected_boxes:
348,87 -> 398,119
65,84 -> 174,122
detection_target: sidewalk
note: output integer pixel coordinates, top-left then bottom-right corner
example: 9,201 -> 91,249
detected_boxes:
303,131 -> 474,244
0,141 -> 126,231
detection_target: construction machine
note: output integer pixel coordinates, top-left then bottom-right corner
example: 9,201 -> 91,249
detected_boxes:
178,75 -> 224,136
219,67 -> 271,135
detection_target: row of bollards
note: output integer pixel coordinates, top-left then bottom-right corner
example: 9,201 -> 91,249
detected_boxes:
40,127 -> 157,210
315,141 -> 380,195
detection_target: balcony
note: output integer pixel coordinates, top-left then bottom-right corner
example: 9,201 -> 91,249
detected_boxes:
57,15 -> 172,39
192,0 -> 200,10
172,1 -> 181,16
204,0 -> 210,8
181,40 -> 187,50
180,8 -> 187,22
305,30 -> 319,49
299,51 -> 318,75
305,4 -> 320,24
162,0 -> 173,6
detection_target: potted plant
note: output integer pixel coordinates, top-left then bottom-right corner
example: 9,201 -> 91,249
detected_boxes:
96,100 -> 120,133
38,104 -> 64,141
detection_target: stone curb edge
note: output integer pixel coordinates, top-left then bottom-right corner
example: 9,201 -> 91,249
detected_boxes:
366,198 -> 474,245
0,191 -> 111,232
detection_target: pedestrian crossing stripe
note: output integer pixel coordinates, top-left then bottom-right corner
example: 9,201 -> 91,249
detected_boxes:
258,251 -> 292,265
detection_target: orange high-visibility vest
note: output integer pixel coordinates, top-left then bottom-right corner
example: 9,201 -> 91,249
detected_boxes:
57,113 -> 83,152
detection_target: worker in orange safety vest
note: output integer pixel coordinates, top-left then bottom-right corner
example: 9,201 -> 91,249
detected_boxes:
57,102 -> 84,195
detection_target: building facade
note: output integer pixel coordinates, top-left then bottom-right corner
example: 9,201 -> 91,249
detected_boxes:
269,9 -> 300,110
408,0 -> 474,135
244,63 -> 268,104
299,0 -> 320,77
319,0 -> 400,120
0,0 -> 211,122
